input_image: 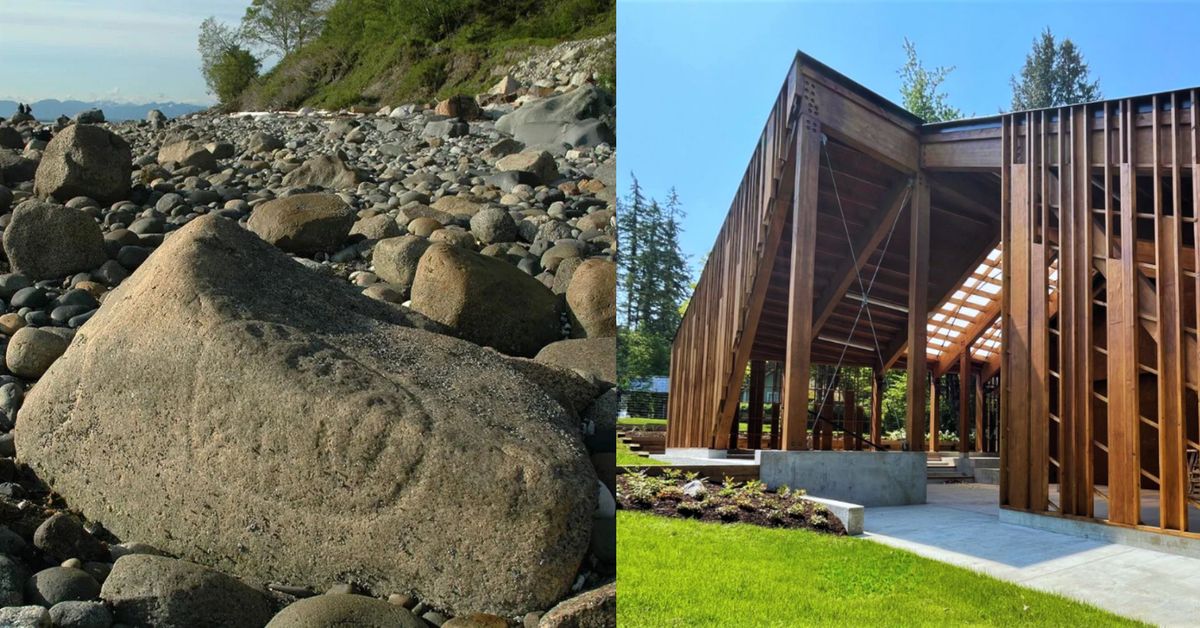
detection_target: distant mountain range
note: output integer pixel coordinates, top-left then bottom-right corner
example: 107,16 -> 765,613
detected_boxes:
0,99 -> 209,122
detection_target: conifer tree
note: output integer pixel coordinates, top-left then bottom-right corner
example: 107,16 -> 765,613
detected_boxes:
1011,27 -> 1100,110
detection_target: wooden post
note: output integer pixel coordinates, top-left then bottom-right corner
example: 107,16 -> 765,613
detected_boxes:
871,370 -> 884,447
781,115 -> 821,450
1106,104 -> 1140,525
819,409 -> 834,451
959,352 -> 971,454
748,360 -> 766,449
974,371 -> 984,452
906,173 -> 931,452
928,375 -> 940,452
769,401 -> 781,450
729,405 -> 741,450
843,388 -> 857,450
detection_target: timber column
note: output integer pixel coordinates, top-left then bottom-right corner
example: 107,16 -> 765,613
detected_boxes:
905,172 -> 931,452
780,112 -> 821,450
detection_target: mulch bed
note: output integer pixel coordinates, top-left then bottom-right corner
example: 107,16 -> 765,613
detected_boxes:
616,472 -> 846,535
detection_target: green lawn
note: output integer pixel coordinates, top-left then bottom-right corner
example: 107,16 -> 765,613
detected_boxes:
618,417 -> 668,428
617,439 -> 665,466
618,512 -> 1145,627
617,417 -> 775,433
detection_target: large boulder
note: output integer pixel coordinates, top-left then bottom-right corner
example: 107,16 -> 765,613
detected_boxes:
0,150 -> 37,184
146,109 -> 167,129
266,594 -> 424,628
100,555 -> 273,628
157,139 -> 217,172
33,125 -> 132,203
16,215 -> 596,615
281,154 -> 361,189
349,214 -> 401,240
434,95 -> 482,121
247,131 -> 283,154
535,338 -> 616,387
74,109 -> 105,124
495,151 -> 559,185
495,86 -> 614,152
469,207 -> 518,244
411,243 -> 562,357
247,193 -> 355,254
3,200 -> 107,280
0,127 -> 22,150
372,235 -> 430,296
566,259 -> 616,338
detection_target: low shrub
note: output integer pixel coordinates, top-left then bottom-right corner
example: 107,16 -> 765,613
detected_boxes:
615,473 -> 845,534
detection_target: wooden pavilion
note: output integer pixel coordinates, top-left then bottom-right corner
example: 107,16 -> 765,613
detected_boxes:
667,51 -> 1200,536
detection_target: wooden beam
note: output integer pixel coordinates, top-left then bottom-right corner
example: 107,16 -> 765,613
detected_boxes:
781,115 -> 822,451
810,178 -> 912,347
920,126 -> 1003,171
905,173 -> 931,452
802,69 -> 920,174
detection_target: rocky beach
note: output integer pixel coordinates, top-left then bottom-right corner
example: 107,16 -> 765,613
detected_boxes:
0,39 -> 616,628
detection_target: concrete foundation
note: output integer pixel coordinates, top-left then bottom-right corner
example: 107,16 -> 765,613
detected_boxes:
759,451 -> 927,506
999,507 -> 1200,560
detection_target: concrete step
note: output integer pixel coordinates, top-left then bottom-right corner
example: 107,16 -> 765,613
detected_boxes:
970,457 -> 1001,469
975,468 -> 1000,485
927,466 -> 973,483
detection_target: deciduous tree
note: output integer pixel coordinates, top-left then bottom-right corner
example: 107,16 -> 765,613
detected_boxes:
898,38 -> 963,123
240,0 -> 333,58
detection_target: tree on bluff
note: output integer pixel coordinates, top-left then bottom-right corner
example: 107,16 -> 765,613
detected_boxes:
241,0 -> 334,58
198,17 -> 246,101
212,47 -> 262,106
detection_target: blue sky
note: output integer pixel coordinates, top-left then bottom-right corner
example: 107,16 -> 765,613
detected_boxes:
0,1 -> 250,104
618,0 -> 1200,271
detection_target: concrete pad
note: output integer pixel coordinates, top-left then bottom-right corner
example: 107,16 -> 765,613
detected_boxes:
760,451 -> 926,506
806,495 -> 863,536
663,448 -> 728,459
651,452 -> 758,466
862,483 -> 1200,626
